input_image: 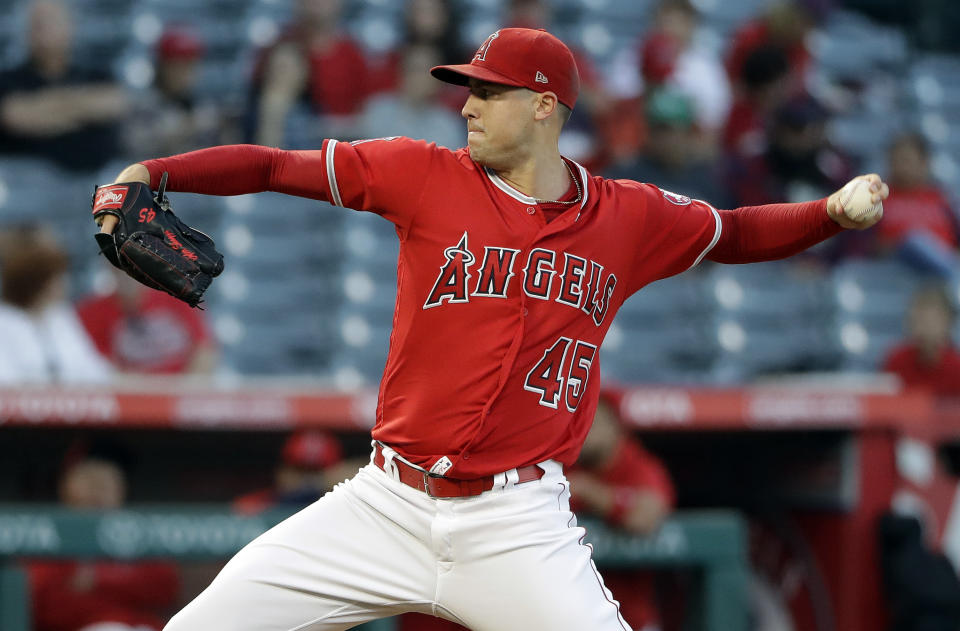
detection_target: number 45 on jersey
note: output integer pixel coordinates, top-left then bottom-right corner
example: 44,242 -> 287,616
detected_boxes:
524,337 -> 597,412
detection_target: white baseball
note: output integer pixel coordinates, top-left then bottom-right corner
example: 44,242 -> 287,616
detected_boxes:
837,177 -> 883,223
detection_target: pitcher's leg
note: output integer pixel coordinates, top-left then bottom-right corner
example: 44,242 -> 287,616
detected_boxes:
165,466 -> 437,631
447,525 -> 629,631
439,468 -> 631,631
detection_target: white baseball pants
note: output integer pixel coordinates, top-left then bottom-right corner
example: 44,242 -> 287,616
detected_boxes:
164,449 -> 631,631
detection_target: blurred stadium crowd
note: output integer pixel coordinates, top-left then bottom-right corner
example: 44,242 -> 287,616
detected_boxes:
4,1 -> 960,630
1,0 -> 960,391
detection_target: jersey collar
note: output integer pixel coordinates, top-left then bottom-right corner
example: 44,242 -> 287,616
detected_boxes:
483,158 -> 592,220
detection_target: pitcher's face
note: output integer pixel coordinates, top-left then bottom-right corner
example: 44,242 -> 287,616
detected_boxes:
461,80 -> 537,170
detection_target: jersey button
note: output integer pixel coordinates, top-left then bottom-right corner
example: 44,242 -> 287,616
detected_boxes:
525,206 -> 535,215
523,308 -> 529,316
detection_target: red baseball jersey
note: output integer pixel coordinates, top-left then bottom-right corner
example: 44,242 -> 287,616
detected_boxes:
144,138 -> 836,478
318,137 -> 719,476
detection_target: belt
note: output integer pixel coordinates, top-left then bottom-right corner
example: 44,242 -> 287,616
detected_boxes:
373,443 -> 545,499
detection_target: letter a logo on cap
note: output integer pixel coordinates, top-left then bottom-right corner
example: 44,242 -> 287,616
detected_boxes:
535,71 -> 548,83
474,30 -> 499,62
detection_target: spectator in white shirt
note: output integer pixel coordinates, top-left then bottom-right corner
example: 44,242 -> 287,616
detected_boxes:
0,226 -> 112,384
608,0 -> 732,157
357,43 -> 465,150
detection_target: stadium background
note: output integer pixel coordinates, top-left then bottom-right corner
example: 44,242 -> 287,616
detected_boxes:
2,0 -> 960,629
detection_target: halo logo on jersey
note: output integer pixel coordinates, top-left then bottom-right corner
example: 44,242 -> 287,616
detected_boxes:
660,189 -> 691,206
423,232 -> 475,309
474,31 -> 500,62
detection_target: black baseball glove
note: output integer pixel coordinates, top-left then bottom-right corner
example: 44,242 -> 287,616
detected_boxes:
92,173 -> 224,308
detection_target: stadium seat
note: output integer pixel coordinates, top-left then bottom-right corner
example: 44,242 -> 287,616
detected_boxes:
601,271 -> 717,383
910,53 -> 960,108
0,3 -> 27,70
330,316 -> 392,385
707,261 -> 829,320
828,111 -> 907,164
811,10 -> 908,80
705,261 -> 837,377
693,0 -> 777,37
0,158 -> 79,220
830,260 -> 920,371
207,189 -> 349,376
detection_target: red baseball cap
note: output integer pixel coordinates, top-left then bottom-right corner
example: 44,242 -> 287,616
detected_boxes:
157,28 -> 205,60
431,28 -> 580,109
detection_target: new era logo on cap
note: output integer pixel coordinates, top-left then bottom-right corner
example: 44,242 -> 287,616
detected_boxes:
430,27 -> 580,109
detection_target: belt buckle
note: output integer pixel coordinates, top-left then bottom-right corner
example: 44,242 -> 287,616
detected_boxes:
422,470 -> 445,498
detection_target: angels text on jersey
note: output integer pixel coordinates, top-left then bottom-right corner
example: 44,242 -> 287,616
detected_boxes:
422,231 -> 618,327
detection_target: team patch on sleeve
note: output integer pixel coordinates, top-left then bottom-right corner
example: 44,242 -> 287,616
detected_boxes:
659,188 -> 691,206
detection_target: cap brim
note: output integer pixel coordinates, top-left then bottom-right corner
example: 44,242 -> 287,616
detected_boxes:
430,63 -> 526,89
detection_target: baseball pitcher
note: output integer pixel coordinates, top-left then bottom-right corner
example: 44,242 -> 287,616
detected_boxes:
94,28 -> 886,631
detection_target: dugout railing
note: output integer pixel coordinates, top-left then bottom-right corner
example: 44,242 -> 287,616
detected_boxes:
0,506 -> 748,631
6,383 -> 944,630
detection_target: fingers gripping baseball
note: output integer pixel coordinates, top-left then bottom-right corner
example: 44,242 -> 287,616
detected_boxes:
827,173 -> 889,230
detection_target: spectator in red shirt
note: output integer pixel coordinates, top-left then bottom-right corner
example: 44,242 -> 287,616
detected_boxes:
233,430 -> 362,515
722,44 -> 791,156
367,0 -> 467,109
27,442 -> 180,631
880,133 -> 959,251
249,0 -> 370,147
727,95 -> 853,207
400,394 -> 675,631
726,0 -> 820,96
76,270 -> 216,375
883,284 -> 960,398
836,132 -> 960,279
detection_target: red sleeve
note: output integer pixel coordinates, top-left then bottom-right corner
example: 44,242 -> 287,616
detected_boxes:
625,183 -> 722,294
140,137 -> 438,232
141,144 -> 323,198
322,136 -> 439,232
708,198 -> 842,263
